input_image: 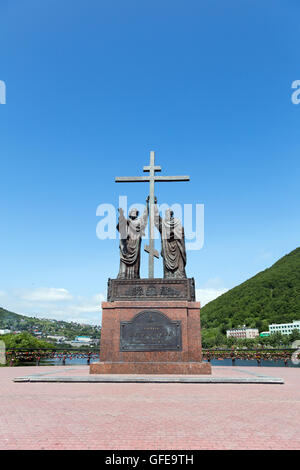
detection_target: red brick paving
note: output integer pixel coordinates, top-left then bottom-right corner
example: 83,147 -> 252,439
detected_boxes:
0,365 -> 299,450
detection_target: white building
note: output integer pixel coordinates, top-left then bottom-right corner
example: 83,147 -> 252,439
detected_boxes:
0,329 -> 11,335
46,335 -> 66,343
269,320 -> 300,335
226,327 -> 259,339
74,336 -> 92,344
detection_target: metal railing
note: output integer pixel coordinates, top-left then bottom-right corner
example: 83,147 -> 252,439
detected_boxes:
3,347 -> 299,366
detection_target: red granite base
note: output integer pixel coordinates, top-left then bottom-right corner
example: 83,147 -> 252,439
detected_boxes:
90,361 -> 212,375
98,300 -> 204,363
90,299 -> 211,375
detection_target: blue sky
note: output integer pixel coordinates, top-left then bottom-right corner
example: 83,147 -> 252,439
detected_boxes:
0,0 -> 299,324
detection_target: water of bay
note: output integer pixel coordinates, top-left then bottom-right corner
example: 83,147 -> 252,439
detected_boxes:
37,357 -> 300,367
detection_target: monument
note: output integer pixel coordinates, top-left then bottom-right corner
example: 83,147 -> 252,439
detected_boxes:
90,151 -> 211,374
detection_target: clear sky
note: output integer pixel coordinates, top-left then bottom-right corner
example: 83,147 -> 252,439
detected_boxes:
0,0 -> 299,324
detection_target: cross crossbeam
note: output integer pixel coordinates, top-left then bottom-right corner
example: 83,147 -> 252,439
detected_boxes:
115,151 -> 190,278
115,175 -> 190,182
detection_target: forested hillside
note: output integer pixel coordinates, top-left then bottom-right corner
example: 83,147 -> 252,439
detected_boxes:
201,247 -> 300,334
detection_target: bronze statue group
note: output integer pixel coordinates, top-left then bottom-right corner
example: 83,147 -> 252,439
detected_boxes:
117,197 -> 187,280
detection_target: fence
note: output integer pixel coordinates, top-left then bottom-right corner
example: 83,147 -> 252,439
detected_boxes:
202,348 -> 298,366
5,348 -> 99,366
4,347 -> 300,366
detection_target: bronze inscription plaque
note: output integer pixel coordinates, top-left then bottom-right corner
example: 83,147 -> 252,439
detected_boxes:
120,310 -> 182,352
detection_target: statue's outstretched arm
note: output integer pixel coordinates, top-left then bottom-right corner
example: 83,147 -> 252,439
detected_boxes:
141,197 -> 149,230
117,208 -> 128,238
153,197 -> 162,232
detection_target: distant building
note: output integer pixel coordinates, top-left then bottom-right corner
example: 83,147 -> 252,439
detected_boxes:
269,320 -> 300,336
46,335 -> 66,343
226,327 -> 259,339
74,336 -> 92,343
0,329 -> 11,335
63,340 -> 77,347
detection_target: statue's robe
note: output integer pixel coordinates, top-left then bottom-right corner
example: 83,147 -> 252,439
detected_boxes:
155,208 -> 187,279
117,209 -> 148,279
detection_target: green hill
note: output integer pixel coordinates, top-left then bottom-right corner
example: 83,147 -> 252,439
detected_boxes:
0,307 -> 100,340
201,247 -> 300,334
0,307 -> 26,322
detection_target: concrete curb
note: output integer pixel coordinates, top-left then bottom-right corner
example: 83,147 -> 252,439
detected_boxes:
13,375 -> 284,384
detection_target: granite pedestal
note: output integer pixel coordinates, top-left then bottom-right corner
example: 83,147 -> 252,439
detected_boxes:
90,279 -> 211,375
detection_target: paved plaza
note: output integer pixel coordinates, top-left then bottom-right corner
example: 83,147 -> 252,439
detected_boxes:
0,365 -> 299,450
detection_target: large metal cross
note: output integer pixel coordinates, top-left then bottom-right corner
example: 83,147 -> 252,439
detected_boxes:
115,151 -> 190,278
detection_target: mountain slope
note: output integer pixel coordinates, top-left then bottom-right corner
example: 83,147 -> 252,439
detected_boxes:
201,247 -> 300,333
0,307 -> 26,322
0,307 -> 100,339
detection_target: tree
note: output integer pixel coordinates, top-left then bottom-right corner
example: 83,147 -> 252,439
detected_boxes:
1,332 -> 55,349
225,337 -> 236,348
289,329 -> 300,344
268,332 -> 285,348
